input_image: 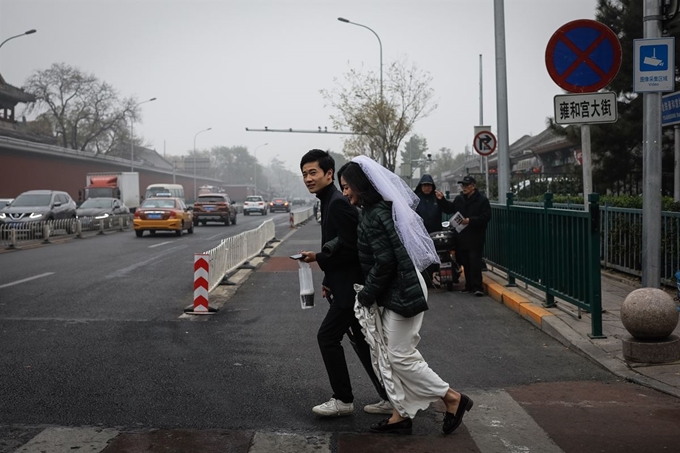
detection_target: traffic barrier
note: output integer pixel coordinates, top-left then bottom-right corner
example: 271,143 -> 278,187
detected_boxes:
184,254 -> 217,315
289,212 -> 294,228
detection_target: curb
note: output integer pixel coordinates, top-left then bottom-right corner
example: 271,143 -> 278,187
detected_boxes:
481,272 -> 680,400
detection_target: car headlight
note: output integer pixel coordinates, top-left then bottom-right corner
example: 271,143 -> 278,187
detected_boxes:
29,213 -> 44,219
95,213 -> 110,220
0,213 -> 5,219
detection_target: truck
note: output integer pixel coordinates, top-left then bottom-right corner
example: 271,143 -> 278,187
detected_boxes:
81,172 -> 140,211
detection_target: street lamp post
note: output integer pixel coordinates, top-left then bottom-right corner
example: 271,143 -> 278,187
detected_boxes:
0,29 -> 37,51
338,17 -> 385,165
193,127 -> 212,201
253,143 -> 268,195
130,97 -> 156,172
337,18 -> 382,101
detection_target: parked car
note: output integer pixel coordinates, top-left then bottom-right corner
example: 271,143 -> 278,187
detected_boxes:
269,197 -> 290,213
0,190 -> 77,234
292,198 -> 305,206
76,197 -> 130,228
0,198 -> 14,210
243,195 -> 268,215
192,193 -> 237,226
133,197 -> 193,237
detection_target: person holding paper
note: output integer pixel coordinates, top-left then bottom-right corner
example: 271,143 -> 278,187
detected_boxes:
452,176 -> 491,297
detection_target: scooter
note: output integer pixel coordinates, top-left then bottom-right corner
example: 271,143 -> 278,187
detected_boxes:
429,221 -> 462,291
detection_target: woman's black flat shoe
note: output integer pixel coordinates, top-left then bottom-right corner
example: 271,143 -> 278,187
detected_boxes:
370,417 -> 413,435
443,393 -> 473,434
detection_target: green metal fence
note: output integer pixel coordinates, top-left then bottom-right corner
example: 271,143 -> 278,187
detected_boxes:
485,193 -> 603,337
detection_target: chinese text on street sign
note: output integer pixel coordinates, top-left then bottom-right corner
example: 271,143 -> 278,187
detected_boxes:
662,91 -> 680,127
553,92 -> 617,125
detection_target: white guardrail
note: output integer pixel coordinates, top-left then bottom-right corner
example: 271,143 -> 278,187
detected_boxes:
202,207 -> 315,292
1,214 -> 132,249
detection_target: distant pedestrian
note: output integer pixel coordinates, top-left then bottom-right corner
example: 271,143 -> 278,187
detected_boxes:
336,157 -> 473,436
414,174 -> 456,286
452,176 -> 491,297
298,149 -> 390,418
414,174 -> 455,234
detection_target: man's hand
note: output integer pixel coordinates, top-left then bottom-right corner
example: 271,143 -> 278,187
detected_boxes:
435,190 -> 445,200
322,285 -> 331,298
300,251 -> 317,263
462,218 -> 470,225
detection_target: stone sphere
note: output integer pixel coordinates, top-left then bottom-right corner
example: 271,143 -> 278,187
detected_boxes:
621,288 -> 679,340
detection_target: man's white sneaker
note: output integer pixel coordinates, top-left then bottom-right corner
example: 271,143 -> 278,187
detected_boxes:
363,399 -> 393,415
312,398 -> 354,417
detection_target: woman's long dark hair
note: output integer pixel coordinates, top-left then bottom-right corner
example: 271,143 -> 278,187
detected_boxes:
337,162 -> 383,207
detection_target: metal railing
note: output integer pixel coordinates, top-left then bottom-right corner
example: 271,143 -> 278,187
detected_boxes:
1,214 -> 132,249
485,193 -> 603,337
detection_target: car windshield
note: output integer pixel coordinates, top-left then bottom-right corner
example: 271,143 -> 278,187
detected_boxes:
198,196 -> 226,203
80,198 -> 113,208
245,197 -> 262,202
142,199 -> 176,209
11,194 -> 51,207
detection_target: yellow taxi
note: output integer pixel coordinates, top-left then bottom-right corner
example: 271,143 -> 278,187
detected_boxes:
133,196 -> 194,237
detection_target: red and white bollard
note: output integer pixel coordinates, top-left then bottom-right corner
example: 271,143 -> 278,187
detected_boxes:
185,253 -> 217,314
289,212 -> 294,229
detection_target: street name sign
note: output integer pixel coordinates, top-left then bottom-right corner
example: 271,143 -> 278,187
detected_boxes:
473,130 -> 497,156
545,19 -> 622,93
634,37 -> 675,93
553,92 -> 618,125
662,91 -> 680,127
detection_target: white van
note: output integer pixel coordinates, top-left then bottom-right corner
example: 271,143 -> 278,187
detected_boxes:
144,184 -> 185,203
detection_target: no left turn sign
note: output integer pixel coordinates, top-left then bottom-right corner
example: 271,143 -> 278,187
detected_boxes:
473,130 -> 497,156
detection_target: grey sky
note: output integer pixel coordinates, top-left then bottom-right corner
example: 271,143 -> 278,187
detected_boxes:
1,0 -> 598,172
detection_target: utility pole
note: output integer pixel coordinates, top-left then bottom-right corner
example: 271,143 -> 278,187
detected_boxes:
641,0 -> 663,287
494,0 -> 511,202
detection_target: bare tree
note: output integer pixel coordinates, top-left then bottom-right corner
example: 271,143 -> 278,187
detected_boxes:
24,63 -> 136,154
321,57 -> 437,171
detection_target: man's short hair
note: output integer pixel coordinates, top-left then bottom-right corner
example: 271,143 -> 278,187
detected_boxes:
300,149 -> 335,180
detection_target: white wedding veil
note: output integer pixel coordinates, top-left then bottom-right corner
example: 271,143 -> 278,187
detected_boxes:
352,156 -> 440,272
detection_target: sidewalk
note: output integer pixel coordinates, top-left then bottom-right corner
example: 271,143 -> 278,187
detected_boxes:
481,266 -> 680,399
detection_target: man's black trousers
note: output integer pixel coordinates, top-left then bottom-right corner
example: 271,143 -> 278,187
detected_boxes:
457,248 -> 484,292
317,297 -> 387,404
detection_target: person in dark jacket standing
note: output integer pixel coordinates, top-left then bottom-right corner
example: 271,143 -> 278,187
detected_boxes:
414,174 -> 455,234
336,157 -> 473,436
299,149 -> 390,418
452,176 -> 491,296
414,174 -> 456,286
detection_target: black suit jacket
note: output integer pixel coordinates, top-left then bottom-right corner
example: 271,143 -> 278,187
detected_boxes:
315,183 -> 363,308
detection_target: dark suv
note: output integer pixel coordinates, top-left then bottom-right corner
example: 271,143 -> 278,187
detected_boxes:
192,193 -> 237,226
0,190 -> 77,234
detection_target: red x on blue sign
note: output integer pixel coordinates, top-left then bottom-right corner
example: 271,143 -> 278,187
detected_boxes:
545,19 -> 622,93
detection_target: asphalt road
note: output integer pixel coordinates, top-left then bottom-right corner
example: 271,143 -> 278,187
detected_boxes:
1,216 -> 679,452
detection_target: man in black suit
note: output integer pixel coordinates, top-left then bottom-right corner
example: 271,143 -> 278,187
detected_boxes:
299,149 -> 389,417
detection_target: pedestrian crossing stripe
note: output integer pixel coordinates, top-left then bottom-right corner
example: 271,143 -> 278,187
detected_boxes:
8,390 -> 567,453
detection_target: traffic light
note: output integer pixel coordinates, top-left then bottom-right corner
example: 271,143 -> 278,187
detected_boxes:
664,0 -> 680,36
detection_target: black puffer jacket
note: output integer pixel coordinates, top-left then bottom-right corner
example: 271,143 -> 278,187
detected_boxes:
414,174 -> 455,233
356,201 -> 428,318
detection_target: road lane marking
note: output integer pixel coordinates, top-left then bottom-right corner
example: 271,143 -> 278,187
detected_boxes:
14,427 -> 119,453
465,389 -> 565,453
0,272 -> 54,289
106,245 -> 186,279
149,241 -> 173,248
